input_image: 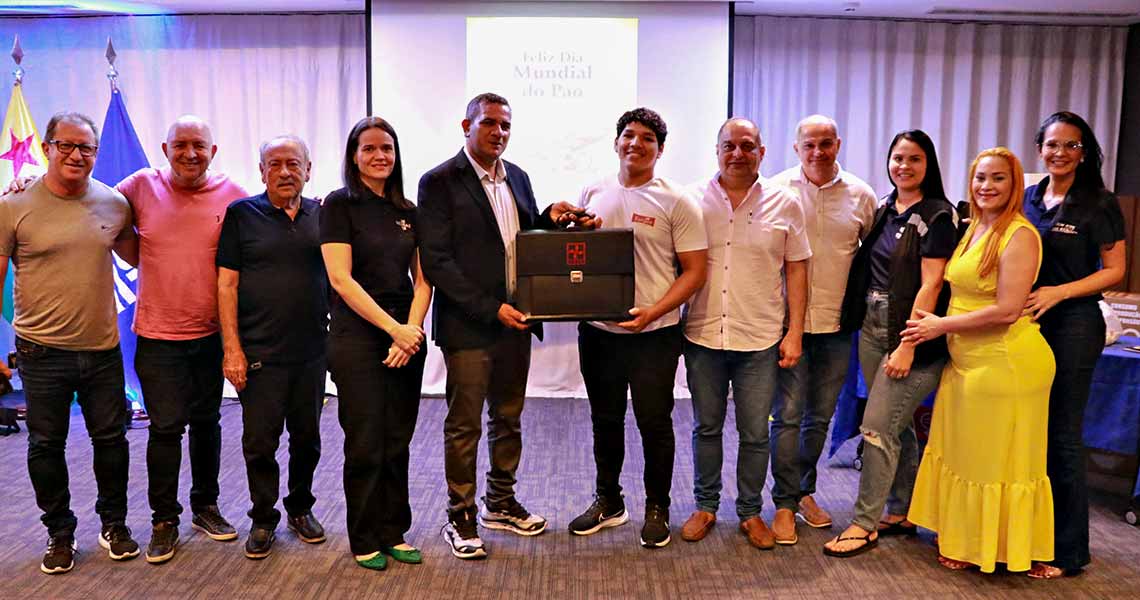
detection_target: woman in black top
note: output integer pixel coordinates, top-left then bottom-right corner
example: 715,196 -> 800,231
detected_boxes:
1023,111 -> 1126,577
320,117 -> 432,570
824,130 -> 957,558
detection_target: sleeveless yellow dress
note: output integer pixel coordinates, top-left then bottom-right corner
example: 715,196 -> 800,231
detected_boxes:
908,216 -> 1056,573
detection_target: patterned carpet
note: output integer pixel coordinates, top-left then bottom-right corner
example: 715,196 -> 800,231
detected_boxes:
0,395 -> 1136,599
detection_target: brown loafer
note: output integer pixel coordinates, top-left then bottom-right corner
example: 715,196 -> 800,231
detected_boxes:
773,508 -> 798,545
739,516 -> 775,550
797,495 -> 833,528
680,510 -> 716,542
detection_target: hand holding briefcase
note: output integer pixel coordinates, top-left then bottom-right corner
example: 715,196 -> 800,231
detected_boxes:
514,229 -> 634,322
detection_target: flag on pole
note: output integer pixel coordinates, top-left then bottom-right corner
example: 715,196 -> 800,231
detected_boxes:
93,82 -> 150,414
0,37 -> 48,368
0,81 -> 47,190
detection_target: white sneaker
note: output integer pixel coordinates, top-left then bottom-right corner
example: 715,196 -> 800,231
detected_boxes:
479,497 -> 547,536
442,515 -> 487,560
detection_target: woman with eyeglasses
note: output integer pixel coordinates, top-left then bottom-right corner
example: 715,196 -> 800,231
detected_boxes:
1021,111 -> 1126,578
823,130 -> 957,558
903,147 -> 1056,577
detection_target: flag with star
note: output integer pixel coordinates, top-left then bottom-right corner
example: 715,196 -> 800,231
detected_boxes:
0,81 -> 47,193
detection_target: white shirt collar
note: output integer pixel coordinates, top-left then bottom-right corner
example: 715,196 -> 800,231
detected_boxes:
792,162 -> 844,189
463,146 -> 507,182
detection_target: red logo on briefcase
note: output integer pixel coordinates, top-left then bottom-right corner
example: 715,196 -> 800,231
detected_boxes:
566,241 -> 587,266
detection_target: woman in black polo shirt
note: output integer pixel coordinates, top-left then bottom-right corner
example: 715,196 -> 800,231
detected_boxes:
1023,111 -> 1126,577
825,130 -> 957,558
320,117 -> 432,571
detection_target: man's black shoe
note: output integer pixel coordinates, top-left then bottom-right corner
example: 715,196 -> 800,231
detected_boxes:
191,505 -> 237,541
245,527 -> 276,560
41,535 -> 76,574
568,495 -> 629,536
146,521 -> 179,564
287,512 -> 326,544
640,504 -> 671,548
99,524 -> 140,560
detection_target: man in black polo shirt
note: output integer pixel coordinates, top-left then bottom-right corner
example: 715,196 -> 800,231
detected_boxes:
216,135 -> 329,559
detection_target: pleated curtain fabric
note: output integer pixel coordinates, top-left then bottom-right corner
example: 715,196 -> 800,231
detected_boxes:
732,16 -> 1127,202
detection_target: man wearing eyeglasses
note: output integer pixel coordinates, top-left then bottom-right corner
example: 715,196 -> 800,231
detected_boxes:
0,112 -> 139,574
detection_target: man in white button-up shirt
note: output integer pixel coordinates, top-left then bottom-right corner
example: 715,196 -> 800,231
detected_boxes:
769,115 -> 877,539
679,118 -> 811,550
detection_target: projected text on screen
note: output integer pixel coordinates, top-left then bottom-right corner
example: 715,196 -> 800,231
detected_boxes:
466,17 -> 637,203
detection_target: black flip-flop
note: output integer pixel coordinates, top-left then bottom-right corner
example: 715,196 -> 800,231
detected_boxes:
877,520 -> 918,536
822,532 -> 879,558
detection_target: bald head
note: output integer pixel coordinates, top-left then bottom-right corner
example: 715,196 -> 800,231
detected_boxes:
717,117 -> 761,145
793,114 -> 841,186
717,117 -> 765,187
163,115 -> 218,189
794,114 -> 838,141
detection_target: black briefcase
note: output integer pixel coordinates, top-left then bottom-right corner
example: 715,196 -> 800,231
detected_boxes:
515,229 -> 634,322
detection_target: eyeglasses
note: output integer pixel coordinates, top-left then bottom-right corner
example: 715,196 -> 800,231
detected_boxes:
1041,140 -> 1083,154
47,140 -> 98,157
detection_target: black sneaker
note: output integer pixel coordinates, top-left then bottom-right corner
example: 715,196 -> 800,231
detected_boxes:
441,509 -> 486,560
98,524 -> 140,561
568,495 -> 629,536
40,535 -> 76,574
146,521 -> 179,564
244,527 -> 276,560
479,496 -> 547,536
191,506 -> 237,541
640,504 -> 671,548
287,512 -> 326,544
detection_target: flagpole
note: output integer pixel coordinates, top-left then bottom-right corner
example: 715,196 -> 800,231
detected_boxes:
105,37 -> 118,93
10,35 -> 23,87
101,37 -> 149,424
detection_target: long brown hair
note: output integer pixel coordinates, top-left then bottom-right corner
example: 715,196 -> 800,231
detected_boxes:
963,147 -> 1025,279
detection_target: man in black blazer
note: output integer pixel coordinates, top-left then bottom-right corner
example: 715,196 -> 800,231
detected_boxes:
418,92 -> 595,560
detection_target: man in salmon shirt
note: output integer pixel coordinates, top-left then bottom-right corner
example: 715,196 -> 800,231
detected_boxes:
116,115 -> 248,564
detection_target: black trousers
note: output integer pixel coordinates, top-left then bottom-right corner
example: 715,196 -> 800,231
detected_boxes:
19,337 -> 129,537
1040,302 -> 1104,571
238,354 -> 326,529
136,333 -> 224,525
330,335 -> 425,555
577,323 -> 682,509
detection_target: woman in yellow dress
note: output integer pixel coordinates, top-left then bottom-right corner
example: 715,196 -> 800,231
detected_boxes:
901,147 -> 1057,577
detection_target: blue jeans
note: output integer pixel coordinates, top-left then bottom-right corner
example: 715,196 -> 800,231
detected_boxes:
684,340 -> 779,520
771,331 -> 852,510
851,293 -> 945,532
18,337 -> 130,538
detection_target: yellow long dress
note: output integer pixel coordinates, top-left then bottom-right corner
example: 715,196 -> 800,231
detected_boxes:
908,215 -> 1056,573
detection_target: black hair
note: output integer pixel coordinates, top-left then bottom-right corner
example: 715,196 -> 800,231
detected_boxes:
343,116 -> 411,210
886,129 -> 947,201
465,92 -> 510,122
1034,111 -> 1106,192
615,107 -> 667,146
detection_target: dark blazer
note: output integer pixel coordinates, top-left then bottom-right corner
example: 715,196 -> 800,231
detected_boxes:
418,149 -> 555,349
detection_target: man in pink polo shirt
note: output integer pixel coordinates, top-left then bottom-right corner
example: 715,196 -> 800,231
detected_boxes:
117,116 -> 248,564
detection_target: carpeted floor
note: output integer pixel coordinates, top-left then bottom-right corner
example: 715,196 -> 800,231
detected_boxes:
0,395 -> 1137,599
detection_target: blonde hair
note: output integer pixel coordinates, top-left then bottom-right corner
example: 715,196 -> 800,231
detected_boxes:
963,147 -> 1025,279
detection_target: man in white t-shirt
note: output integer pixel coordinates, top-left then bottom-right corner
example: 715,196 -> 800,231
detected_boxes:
769,115 -> 877,539
679,118 -> 811,550
567,108 -> 708,549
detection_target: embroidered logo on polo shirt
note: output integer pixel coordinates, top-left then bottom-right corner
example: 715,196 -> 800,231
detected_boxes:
632,213 -> 656,227
1051,222 -> 1078,235
396,219 -> 412,231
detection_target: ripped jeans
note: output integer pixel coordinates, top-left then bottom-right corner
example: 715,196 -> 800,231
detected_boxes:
850,292 -> 945,532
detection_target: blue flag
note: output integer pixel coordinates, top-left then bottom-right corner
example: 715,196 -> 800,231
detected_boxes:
93,88 -> 149,412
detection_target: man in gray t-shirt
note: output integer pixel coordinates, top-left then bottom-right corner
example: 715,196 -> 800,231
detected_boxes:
0,112 -> 138,575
